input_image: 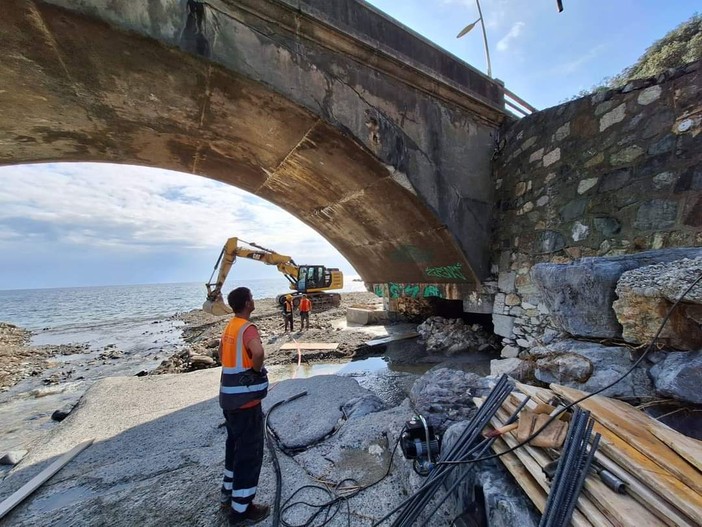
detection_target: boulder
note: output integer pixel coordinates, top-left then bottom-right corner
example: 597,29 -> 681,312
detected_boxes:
527,339 -> 654,399
649,351 -> 702,404
613,258 -> 702,349
341,394 -> 388,419
409,368 -> 500,432
263,375 -> 369,450
489,358 -> 535,382
535,353 -> 593,384
532,248 -> 702,339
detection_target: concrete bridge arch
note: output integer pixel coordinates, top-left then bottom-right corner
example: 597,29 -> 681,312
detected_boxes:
1,0 -> 509,296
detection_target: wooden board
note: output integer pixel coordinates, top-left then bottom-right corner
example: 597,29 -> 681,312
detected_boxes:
549,385 -> 702,525
511,390 -> 698,527
279,342 -> 339,350
364,332 -> 418,347
0,439 -> 94,520
551,384 -> 702,495
491,437 -> 549,512
499,399 -> 665,527
648,422 -> 702,473
488,409 -> 606,527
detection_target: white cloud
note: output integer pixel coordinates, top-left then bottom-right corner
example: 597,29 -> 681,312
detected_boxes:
496,21 -> 525,51
0,163 -> 340,262
552,44 -> 607,75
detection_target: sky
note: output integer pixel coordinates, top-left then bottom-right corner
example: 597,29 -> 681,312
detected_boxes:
0,0 -> 699,290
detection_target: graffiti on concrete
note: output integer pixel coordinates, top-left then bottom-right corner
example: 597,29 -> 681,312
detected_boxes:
424,262 -> 467,281
373,283 -> 445,299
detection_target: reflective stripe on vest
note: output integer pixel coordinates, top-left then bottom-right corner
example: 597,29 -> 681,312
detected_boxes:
219,317 -> 268,410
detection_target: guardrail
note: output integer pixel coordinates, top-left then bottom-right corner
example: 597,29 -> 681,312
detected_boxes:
503,87 -> 537,117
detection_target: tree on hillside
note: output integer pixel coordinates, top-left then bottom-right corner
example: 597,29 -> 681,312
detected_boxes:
608,13 -> 702,87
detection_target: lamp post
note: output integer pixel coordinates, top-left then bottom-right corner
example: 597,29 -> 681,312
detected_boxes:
456,0 -> 492,78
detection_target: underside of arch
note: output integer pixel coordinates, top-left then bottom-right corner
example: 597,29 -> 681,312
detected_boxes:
0,1 -> 480,292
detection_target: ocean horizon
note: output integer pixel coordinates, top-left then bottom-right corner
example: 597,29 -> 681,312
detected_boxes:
0,278 -> 369,332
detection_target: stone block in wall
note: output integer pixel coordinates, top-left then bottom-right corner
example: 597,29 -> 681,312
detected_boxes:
634,199 -> 679,230
493,314 -> 515,338
531,247 -> 702,339
490,358 -> 534,382
498,271 -> 516,293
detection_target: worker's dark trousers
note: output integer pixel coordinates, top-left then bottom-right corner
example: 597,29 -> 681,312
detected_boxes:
300,311 -> 309,330
221,404 -> 264,514
284,313 -> 294,332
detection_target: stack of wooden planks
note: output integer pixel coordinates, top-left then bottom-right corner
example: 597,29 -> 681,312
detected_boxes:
475,382 -> 702,527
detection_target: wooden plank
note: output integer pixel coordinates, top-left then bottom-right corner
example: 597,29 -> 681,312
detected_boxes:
648,422 -> 702,473
499,400 -> 666,527
364,332 -> 418,347
491,437 -> 549,512
551,384 -> 702,495
510,391 -> 698,527
550,385 -> 702,525
279,342 -> 339,350
0,438 -> 94,520
488,410 -> 605,527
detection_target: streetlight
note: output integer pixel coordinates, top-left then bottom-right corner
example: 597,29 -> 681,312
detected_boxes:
456,0 -> 492,78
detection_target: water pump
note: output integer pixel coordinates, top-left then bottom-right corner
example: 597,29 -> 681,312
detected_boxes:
400,415 -> 441,476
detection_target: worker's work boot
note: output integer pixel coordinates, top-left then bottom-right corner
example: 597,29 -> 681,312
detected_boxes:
229,503 -> 270,526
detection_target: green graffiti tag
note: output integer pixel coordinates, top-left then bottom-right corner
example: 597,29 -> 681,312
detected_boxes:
425,262 -> 467,281
373,284 -> 384,298
403,284 -> 421,298
389,283 -> 402,299
422,285 -> 443,298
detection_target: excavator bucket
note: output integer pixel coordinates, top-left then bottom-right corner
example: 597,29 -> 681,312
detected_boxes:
202,297 -> 232,316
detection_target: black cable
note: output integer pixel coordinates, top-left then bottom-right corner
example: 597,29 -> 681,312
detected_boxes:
265,391 -> 406,527
439,270 -> 702,467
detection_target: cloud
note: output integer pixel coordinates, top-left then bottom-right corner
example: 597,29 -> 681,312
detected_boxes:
496,21 -> 525,51
552,44 -> 607,75
0,163 -> 340,262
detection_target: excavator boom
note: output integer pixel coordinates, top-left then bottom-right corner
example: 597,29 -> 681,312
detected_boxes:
203,237 -> 343,315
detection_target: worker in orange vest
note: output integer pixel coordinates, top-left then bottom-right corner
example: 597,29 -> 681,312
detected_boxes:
283,294 -> 294,332
299,294 -> 312,330
218,287 -> 270,525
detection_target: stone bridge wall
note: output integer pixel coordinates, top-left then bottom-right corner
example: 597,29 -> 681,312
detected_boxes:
490,61 -> 702,354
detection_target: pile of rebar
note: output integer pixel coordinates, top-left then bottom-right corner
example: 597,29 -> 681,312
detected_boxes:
539,408 -> 600,527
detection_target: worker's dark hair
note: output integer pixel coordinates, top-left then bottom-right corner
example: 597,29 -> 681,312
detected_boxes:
228,287 -> 252,312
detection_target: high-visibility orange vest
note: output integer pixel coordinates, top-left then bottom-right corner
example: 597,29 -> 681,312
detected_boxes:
284,299 -> 293,314
300,298 -> 311,312
219,317 -> 268,410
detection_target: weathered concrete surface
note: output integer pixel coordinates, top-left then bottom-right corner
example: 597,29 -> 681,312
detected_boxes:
0,0 -> 509,294
262,375 -> 369,449
0,369 -> 424,526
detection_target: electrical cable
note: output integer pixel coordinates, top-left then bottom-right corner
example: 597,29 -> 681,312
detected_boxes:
438,270 -> 702,467
265,391 -> 406,527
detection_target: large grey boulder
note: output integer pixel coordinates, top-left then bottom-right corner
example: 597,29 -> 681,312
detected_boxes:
613,258 -> 702,349
527,339 -> 654,399
532,248 -> 702,339
409,369 -> 500,432
263,375 -> 370,450
649,351 -> 702,404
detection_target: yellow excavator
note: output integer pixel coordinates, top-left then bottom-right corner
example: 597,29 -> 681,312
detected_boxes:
203,237 -> 344,315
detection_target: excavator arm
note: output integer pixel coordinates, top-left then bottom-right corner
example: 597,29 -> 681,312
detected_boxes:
204,237 -> 300,315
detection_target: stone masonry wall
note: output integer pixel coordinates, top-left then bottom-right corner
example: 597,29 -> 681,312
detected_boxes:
490,61 -> 702,357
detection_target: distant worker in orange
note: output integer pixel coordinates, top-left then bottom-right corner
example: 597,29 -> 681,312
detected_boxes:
299,294 -> 312,330
283,294 -> 294,332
